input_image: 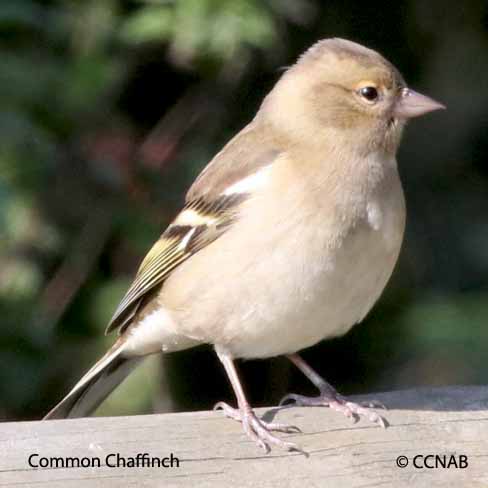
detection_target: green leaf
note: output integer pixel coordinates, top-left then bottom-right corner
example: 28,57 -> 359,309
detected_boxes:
120,6 -> 173,44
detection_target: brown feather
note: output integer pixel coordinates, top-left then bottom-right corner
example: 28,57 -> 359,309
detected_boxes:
105,145 -> 276,335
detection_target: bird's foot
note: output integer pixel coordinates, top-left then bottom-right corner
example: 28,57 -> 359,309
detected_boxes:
280,389 -> 388,428
214,401 -> 304,454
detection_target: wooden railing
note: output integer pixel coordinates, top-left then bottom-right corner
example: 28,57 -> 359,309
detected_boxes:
1,386 -> 487,487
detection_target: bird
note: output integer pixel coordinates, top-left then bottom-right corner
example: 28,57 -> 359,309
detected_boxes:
44,38 -> 444,453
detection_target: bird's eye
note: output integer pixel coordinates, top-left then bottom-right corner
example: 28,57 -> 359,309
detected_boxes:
358,86 -> 379,103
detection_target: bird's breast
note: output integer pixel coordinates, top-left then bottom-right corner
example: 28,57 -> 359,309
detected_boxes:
163,161 -> 406,359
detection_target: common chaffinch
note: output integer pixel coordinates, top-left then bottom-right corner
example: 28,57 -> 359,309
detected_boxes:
45,38 -> 444,453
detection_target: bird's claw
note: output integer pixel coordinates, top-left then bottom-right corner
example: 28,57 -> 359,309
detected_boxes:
280,392 -> 388,428
214,402 -> 305,454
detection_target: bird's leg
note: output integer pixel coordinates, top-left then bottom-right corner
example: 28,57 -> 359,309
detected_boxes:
280,353 -> 388,428
214,349 -> 302,453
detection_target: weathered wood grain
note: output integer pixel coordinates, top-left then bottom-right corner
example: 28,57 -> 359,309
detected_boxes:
1,386 -> 488,487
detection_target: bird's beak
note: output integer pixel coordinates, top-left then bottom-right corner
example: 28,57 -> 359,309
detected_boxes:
393,88 -> 445,119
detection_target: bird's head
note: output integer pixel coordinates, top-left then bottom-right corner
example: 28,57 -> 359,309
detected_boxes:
262,38 -> 444,156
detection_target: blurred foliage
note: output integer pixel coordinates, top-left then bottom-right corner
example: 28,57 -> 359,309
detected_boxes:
1,0 -> 488,421
121,0 -> 277,60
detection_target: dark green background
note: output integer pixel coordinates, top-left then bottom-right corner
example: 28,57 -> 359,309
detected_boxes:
2,0 -> 488,421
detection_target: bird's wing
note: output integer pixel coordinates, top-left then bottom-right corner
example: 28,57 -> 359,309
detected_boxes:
106,126 -> 280,335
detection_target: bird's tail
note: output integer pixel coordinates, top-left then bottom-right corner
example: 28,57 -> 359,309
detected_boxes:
44,340 -> 143,420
